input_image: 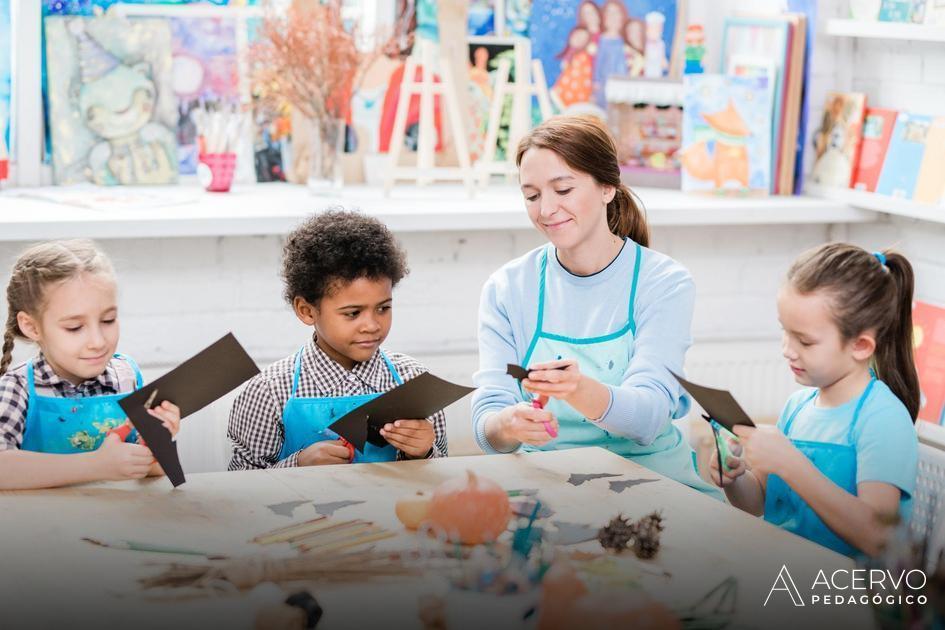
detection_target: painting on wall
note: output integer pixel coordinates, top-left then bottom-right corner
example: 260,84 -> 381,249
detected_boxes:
530,0 -> 683,114
45,15 -> 178,185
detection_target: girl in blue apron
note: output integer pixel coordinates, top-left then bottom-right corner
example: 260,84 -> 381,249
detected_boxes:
472,115 -> 722,499
0,240 -> 180,490
714,244 -> 919,557
227,211 -> 446,470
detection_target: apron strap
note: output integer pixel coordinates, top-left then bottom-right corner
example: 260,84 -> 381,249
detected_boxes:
782,389 -> 819,436
113,353 -> 144,390
379,350 -> 403,386
522,247 -> 550,366
847,377 -> 877,443
627,242 -> 642,336
290,349 -> 304,398
25,359 -> 37,398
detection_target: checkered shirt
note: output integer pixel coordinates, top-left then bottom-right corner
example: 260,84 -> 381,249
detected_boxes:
0,354 -> 135,451
227,337 -> 448,470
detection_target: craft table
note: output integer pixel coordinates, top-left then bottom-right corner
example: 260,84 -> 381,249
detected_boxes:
0,448 -> 874,630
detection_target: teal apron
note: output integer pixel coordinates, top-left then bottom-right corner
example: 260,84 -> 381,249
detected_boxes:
20,354 -> 144,454
764,377 -> 876,557
521,244 -> 723,499
278,348 -> 403,463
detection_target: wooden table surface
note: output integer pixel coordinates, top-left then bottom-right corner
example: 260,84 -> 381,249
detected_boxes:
0,448 -> 875,630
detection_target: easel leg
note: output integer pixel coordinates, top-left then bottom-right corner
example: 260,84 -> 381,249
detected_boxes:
478,57 -> 511,189
384,56 -> 417,196
438,57 -> 475,195
417,40 -> 435,186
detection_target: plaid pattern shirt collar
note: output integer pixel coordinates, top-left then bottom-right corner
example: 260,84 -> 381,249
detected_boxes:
299,336 -> 393,396
29,353 -> 121,397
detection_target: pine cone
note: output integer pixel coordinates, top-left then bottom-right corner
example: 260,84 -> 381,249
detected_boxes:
598,514 -> 634,553
631,511 -> 664,559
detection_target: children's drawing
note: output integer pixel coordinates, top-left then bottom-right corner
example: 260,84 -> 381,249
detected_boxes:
680,74 -> 773,193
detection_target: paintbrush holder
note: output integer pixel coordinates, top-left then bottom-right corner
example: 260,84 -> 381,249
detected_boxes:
199,152 -> 237,193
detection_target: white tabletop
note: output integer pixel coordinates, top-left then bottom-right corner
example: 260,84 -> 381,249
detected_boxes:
0,448 -> 873,629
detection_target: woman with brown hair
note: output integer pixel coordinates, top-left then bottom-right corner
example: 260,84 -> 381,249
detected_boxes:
471,115 -> 721,498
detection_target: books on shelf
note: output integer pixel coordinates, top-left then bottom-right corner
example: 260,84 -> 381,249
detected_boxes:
719,13 -> 808,195
876,112 -> 934,199
809,101 -> 945,209
914,117 -> 945,204
809,92 -> 866,188
845,0 -> 945,24
852,108 -> 897,193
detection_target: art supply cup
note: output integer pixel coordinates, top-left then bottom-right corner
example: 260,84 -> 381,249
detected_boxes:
198,152 -> 237,192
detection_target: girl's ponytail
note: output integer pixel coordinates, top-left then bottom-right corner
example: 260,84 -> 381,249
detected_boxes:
607,184 -> 650,248
874,251 -> 920,421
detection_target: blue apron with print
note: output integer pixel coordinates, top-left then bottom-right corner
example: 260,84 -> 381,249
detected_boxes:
20,354 -> 144,453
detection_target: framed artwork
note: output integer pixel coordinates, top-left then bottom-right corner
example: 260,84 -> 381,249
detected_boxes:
45,15 -> 178,184
530,0 -> 684,113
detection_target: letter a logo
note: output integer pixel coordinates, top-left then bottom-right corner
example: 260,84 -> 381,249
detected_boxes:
764,565 -> 806,607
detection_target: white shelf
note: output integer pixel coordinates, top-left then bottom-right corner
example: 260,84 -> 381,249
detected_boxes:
825,18 -> 945,42
0,183 -> 878,242
806,184 -> 945,224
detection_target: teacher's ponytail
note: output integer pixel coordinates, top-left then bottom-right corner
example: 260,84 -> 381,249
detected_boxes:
608,183 -> 649,248
516,115 -> 650,247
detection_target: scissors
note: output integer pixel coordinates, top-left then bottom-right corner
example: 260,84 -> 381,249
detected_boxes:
703,414 -> 738,481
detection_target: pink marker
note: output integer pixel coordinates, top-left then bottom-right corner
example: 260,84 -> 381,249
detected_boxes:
531,397 -> 557,438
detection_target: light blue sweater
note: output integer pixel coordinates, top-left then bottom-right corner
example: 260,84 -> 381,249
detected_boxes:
472,240 -> 695,453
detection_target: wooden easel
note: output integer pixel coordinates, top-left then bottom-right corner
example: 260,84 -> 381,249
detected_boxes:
476,37 -> 553,187
383,37 -> 475,195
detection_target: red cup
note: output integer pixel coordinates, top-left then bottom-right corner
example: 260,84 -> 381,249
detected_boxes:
198,152 -> 237,192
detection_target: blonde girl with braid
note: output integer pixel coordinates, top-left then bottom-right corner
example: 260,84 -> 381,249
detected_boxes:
0,240 -> 180,489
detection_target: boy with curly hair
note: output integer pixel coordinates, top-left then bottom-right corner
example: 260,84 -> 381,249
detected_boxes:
227,209 -> 447,469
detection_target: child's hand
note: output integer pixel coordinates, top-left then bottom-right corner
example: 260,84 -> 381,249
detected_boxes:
522,359 -> 581,401
732,425 -> 799,477
380,419 -> 434,458
708,437 -> 747,487
147,401 -> 182,439
298,440 -> 353,466
95,432 -> 155,480
495,402 -> 559,447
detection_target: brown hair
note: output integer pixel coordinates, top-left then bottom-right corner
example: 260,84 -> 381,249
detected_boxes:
2,240 -> 115,376
787,243 -> 919,421
515,115 -> 650,247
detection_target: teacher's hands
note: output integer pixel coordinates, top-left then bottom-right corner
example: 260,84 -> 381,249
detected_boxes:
522,359 -> 581,401
492,399 -> 559,448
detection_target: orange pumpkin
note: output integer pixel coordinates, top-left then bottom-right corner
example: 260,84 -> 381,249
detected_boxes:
427,470 -> 511,544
